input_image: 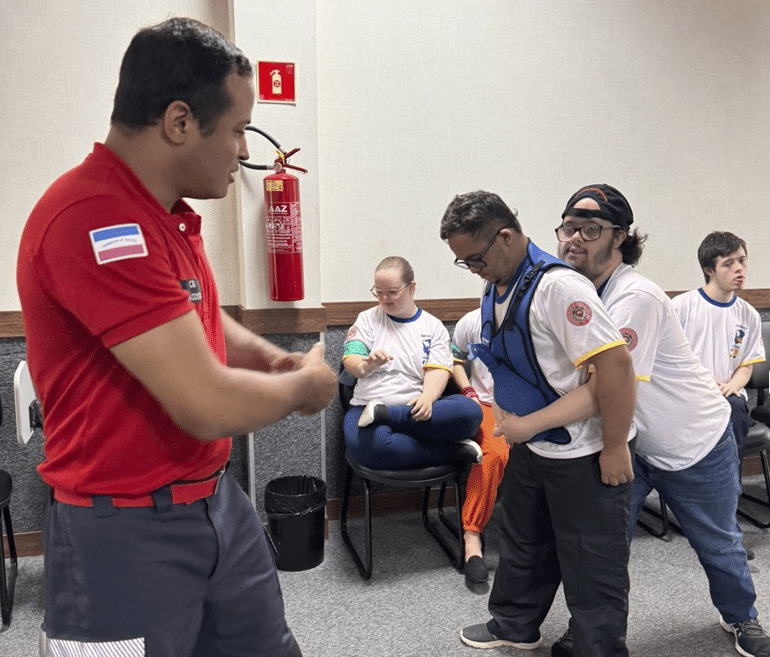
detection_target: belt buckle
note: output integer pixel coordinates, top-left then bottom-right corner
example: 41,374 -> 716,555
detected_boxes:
212,466 -> 226,496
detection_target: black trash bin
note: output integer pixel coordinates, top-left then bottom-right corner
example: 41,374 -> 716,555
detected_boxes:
264,475 -> 326,571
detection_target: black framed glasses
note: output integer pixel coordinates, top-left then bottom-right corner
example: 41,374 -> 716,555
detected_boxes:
370,283 -> 410,299
454,227 -> 505,270
555,224 -> 622,242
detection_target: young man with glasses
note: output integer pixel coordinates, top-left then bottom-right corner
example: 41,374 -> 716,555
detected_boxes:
440,190 -> 637,657
531,184 -> 769,657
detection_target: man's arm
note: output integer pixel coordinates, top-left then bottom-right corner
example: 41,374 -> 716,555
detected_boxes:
590,344 -> 636,485
492,377 -> 598,444
494,343 -> 635,486
111,310 -> 336,441
221,309 -> 303,372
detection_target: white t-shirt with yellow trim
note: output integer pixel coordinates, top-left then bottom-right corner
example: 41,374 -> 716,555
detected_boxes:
452,308 -> 494,404
492,267 -> 634,459
344,306 -> 452,406
672,288 -> 765,399
601,264 -> 730,471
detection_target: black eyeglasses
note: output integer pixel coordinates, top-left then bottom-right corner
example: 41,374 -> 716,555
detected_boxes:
555,224 -> 622,242
454,228 -> 505,270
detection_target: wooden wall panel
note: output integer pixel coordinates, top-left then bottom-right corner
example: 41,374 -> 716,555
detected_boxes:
3,289 -> 769,337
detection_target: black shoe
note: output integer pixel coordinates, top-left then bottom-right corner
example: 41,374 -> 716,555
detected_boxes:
451,439 -> 483,464
357,400 -> 387,427
464,555 -> 489,584
745,542 -> 756,561
460,623 -> 541,650
720,617 -> 770,657
551,628 -> 574,657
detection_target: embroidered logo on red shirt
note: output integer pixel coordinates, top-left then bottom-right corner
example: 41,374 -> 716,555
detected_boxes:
620,327 -> 638,351
566,301 -> 592,326
89,223 -> 148,265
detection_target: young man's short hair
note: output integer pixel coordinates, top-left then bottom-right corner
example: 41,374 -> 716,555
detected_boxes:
697,231 -> 747,284
440,190 -> 522,241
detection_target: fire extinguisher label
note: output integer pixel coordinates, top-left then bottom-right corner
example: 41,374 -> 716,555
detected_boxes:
265,179 -> 283,192
266,202 -> 303,254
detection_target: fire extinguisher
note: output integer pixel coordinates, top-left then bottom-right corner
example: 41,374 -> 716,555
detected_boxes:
241,127 -> 308,301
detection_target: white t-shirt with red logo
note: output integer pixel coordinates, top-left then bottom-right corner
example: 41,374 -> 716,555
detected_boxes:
600,264 -> 731,471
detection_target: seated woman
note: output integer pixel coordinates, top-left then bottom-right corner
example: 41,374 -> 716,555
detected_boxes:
342,256 -> 484,470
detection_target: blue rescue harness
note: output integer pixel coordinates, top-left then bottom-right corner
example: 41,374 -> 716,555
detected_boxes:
470,240 -> 572,444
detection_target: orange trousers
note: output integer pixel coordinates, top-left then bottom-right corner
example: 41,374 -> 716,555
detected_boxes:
462,402 -> 510,534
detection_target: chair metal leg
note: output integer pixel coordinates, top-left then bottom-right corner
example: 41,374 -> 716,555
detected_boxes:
738,450 -> 770,529
422,482 -> 463,572
0,505 -> 18,632
637,495 -> 676,540
340,465 -> 373,579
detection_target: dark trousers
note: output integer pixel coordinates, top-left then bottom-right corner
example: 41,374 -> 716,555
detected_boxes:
42,472 -> 302,657
488,441 -> 633,657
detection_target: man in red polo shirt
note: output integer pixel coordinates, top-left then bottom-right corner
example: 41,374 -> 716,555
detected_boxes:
16,17 -> 335,657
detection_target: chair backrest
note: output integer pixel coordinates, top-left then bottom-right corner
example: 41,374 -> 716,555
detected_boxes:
747,322 -> 770,406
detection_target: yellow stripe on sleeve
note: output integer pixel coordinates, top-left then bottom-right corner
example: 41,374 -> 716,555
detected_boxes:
574,339 -> 627,368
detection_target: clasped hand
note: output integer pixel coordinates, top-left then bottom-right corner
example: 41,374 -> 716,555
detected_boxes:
491,402 -> 532,445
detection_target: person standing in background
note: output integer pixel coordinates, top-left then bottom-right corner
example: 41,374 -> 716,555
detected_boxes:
549,184 -> 770,657
441,190 -> 636,657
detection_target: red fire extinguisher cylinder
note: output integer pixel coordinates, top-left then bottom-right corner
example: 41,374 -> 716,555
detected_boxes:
264,170 -> 304,301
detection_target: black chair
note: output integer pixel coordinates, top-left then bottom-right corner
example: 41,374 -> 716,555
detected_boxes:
737,321 -> 770,528
1,388 -> 18,631
637,493 -> 675,540
338,369 -> 466,580
0,470 -> 17,633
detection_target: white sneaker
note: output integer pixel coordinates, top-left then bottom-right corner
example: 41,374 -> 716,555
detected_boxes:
358,400 -> 387,427
453,439 -> 483,464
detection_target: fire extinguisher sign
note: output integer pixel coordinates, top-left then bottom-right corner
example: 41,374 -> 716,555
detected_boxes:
257,61 -> 296,104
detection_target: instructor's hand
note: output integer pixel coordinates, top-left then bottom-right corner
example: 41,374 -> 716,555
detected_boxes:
599,443 -> 634,486
296,343 -> 336,415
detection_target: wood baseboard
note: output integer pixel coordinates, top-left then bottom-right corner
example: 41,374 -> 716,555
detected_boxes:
5,530 -> 42,558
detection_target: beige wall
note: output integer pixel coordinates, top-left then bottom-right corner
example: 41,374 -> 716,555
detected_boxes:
2,0 -> 769,311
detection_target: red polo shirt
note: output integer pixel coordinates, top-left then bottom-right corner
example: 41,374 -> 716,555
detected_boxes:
17,143 -> 231,496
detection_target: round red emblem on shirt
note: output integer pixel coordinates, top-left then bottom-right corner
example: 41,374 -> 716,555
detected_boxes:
620,327 -> 638,351
566,301 -> 592,326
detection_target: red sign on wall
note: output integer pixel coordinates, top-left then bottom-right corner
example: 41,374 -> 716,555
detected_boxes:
257,61 -> 296,104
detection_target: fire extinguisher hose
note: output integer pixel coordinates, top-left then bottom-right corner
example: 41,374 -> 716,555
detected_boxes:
240,126 -> 307,174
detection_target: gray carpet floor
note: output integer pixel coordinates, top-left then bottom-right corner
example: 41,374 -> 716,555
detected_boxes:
2,484 -> 769,657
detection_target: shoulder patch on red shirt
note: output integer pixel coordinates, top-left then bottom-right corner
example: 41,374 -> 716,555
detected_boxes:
89,223 -> 149,265
566,301 -> 592,326
620,327 -> 638,351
